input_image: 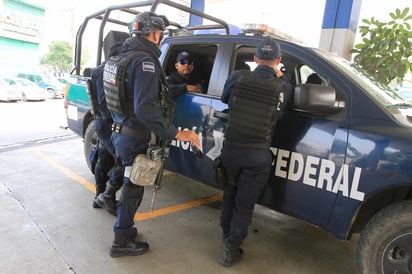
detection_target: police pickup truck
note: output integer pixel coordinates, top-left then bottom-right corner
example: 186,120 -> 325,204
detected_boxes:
64,1 -> 412,273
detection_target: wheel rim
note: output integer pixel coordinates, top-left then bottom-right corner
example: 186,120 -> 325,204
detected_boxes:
382,232 -> 412,273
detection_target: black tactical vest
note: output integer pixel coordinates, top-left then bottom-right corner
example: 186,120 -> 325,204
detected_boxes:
102,50 -> 174,124
103,52 -> 141,117
228,70 -> 282,145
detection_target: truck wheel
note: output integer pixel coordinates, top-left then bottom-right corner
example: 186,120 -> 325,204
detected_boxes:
84,121 -> 98,172
357,200 -> 412,273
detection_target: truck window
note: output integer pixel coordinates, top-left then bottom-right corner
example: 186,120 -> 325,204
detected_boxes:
164,45 -> 218,95
232,46 -> 256,72
232,46 -> 294,86
299,65 -> 326,85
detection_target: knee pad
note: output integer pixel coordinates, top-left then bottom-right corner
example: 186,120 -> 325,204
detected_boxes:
109,167 -> 124,189
119,183 -> 144,208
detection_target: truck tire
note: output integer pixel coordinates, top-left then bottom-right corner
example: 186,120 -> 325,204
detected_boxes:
84,121 -> 98,172
357,200 -> 412,274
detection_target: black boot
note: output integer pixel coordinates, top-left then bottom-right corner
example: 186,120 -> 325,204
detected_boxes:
219,239 -> 243,267
110,233 -> 149,258
95,185 -> 118,216
128,227 -> 138,240
92,185 -> 106,208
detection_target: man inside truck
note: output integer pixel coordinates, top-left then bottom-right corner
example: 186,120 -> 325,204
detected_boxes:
167,51 -> 204,96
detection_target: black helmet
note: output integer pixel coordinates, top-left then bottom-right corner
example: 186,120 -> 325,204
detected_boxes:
129,11 -> 169,35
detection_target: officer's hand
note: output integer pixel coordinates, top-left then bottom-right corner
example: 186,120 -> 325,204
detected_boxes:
175,130 -> 200,148
274,67 -> 283,78
186,84 -> 202,93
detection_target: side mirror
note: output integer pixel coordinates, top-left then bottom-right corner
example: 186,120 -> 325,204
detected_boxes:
294,84 -> 343,115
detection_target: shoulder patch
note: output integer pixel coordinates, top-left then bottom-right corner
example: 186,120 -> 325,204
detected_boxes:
142,61 -> 155,73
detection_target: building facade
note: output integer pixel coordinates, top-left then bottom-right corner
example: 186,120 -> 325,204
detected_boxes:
0,0 -> 45,77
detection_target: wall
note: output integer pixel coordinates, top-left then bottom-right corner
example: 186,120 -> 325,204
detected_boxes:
0,0 -> 45,76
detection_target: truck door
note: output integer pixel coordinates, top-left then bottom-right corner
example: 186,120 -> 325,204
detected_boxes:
161,42 -> 231,187
260,57 -> 353,231
211,42 -> 354,231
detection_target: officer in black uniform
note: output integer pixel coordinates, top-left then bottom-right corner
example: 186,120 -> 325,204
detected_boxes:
219,38 -> 293,267
90,61 -> 123,213
91,31 -> 129,216
101,12 -> 200,258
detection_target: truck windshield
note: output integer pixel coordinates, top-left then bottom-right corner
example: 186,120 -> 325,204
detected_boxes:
314,49 -> 409,108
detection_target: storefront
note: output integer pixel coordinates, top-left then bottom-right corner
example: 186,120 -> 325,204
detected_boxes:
0,0 -> 45,76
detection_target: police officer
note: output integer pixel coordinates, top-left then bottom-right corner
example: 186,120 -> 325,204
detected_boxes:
90,62 -> 123,215
102,12 -> 200,258
219,38 -> 293,267
167,51 -> 203,96
91,31 -> 129,216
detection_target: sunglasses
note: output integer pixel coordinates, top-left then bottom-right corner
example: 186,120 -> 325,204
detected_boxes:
179,59 -> 193,65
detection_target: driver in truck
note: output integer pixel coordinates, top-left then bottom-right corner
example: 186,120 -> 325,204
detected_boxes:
167,51 -> 204,96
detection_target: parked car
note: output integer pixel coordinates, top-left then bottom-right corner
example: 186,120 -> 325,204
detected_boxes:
16,73 -> 65,99
395,81 -> 412,102
0,78 -> 19,102
43,76 -> 67,98
56,77 -> 69,85
4,77 -> 48,101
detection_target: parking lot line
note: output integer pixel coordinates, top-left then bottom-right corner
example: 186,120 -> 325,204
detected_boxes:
30,146 -> 222,221
135,193 -> 222,221
30,147 -> 95,192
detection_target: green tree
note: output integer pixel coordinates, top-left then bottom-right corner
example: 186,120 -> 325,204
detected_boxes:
352,7 -> 412,85
41,41 -> 73,73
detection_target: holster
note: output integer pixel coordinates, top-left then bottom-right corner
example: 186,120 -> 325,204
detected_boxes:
213,156 -> 227,187
129,156 -> 161,187
129,146 -> 168,187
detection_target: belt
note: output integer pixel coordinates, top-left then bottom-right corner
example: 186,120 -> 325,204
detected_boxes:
224,139 -> 269,149
112,123 -> 150,138
95,115 -> 113,123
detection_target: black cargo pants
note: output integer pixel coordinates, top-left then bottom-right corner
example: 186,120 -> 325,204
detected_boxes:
220,143 -> 272,247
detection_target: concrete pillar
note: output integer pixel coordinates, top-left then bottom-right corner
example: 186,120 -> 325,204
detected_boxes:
319,0 -> 362,60
189,0 -> 205,25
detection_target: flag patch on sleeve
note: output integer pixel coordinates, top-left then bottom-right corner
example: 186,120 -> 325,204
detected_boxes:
142,62 -> 155,73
